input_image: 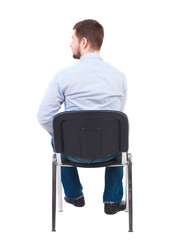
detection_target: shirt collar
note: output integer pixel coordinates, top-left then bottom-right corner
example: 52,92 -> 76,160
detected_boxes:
80,52 -> 103,61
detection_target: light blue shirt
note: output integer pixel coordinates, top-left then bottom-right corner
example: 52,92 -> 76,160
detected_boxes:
37,53 -> 127,136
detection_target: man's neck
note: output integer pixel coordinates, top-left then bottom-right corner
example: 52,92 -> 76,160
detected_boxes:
81,49 -> 100,57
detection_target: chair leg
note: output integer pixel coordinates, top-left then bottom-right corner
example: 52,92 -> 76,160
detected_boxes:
57,165 -> 63,212
125,164 -> 128,212
52,154 -> 57,232
128,153 -> 133,232
56,153 -> 63,212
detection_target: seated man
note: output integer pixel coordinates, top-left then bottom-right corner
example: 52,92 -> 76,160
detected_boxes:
37,19 -> 127,214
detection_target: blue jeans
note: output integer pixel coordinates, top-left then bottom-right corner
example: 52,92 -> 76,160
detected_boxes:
51,138 -> 123,203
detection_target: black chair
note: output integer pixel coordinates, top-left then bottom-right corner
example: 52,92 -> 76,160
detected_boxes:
52,111 -> 133,232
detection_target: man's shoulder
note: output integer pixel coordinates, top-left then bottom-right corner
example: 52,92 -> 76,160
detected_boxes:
56,58 -> 126,80
102,60 -> 126,77
58,61 -> 82,76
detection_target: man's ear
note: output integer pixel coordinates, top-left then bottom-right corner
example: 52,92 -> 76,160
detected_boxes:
81,37 -> 88,49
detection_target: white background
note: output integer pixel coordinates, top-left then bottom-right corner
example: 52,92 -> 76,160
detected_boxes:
0,0 -> 170,239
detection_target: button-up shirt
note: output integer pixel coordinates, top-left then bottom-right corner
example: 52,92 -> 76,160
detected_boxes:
37,53 -> 127,136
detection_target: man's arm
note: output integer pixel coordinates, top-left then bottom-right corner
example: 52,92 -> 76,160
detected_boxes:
122,87 -> 127,111
121,74 -> 127,111
37,73 -> 64,136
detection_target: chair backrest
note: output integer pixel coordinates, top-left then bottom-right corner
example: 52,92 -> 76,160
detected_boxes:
53,111 -> 129,159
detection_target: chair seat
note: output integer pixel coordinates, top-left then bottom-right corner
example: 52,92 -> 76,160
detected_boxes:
61,154 -> 123,168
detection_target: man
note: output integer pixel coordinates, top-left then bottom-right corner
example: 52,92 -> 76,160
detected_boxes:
37,19 -> 127,214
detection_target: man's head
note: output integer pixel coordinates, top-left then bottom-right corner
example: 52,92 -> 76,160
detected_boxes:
70,19 -> 104,59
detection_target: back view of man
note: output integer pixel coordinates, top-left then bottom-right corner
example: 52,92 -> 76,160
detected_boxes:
37,19 -> 127,214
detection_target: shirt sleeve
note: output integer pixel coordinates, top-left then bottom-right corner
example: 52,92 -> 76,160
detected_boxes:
121,74 -> 127,111
122,88 -> 127,111
37,72 -> 64,136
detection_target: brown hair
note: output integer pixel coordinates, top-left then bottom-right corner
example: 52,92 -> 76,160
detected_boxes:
73,19 -> 104,50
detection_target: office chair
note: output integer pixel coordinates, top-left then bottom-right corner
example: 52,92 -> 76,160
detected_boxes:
51,110 -> 133,232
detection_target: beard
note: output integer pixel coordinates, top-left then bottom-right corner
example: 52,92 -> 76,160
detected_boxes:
72,48 -> 81,59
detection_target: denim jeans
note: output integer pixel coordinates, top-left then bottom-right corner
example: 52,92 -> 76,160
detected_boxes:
51,138 -> 123,203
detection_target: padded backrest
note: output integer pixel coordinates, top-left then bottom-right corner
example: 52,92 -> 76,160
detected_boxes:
53,111 -> 129,159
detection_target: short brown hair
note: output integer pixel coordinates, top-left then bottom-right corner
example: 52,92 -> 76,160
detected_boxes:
73,19 -> 104,50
